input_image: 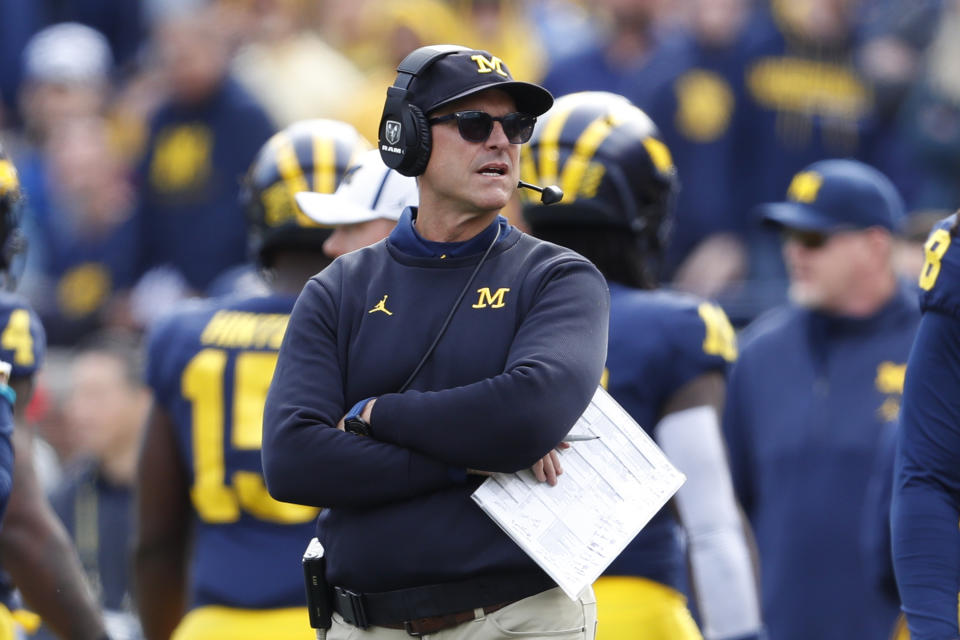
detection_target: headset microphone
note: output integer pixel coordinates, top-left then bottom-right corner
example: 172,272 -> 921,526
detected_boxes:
517,181 -> 563,206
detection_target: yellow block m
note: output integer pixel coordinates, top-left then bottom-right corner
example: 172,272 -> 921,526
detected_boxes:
787,171 -> 823,203
471,55 -> 508,77
472,287 -> 510,309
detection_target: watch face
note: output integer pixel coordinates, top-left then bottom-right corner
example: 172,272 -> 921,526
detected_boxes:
345,417 -> 371,437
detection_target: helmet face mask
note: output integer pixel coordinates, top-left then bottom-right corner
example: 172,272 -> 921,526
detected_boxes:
520,91 -> 678,286
243,119 -> 372,268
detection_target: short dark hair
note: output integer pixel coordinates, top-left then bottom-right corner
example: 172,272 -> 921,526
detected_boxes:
532,224 -> 652,289
74,328 -> 145,388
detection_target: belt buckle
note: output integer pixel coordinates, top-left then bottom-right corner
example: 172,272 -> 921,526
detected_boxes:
333,587 -> 369,628
403,620 -> 426,637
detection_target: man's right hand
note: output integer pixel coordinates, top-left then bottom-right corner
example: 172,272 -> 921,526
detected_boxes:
468,445 -> 567,486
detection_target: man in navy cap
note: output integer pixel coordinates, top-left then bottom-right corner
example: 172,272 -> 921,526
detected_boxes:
263,46 -> 607,639
722,159 -> 920,640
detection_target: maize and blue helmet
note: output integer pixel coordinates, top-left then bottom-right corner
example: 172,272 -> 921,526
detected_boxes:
521,91 -> 678,285
243,119 -> 372,267
0,148 -> 26,290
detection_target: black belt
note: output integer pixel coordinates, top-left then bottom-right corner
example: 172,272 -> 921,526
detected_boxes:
332,572 -> 555,632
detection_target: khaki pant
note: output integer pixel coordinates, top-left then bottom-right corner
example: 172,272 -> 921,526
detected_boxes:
327,586 -> 597,640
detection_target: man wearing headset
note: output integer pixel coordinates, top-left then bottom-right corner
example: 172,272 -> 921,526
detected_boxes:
262,45 -> 608,639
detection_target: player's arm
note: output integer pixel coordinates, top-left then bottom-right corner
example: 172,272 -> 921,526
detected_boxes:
656,372 -> 764,640
133,403 -> 191,640
891,310 -> 960,640
366,258 -> 609,470
264,275 -> 478,509
0,363 -> 14,521
0,375 -> 109,640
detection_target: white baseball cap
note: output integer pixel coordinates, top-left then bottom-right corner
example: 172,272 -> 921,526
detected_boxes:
295,150 -> 418,226
23,23 -> 113,85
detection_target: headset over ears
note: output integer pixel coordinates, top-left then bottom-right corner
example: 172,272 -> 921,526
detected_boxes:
379,45 -> 467,177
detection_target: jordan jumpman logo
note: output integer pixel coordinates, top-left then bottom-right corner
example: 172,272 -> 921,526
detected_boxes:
368,295 -> 393,315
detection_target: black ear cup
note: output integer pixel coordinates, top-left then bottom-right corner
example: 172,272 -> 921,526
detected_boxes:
379,45 -> 468,176
379,92 -> 433,177
379,87 -> 410,171
399,104 -> 432,177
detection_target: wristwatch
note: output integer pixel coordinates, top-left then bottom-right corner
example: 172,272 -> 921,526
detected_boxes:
344,398 -> 372,437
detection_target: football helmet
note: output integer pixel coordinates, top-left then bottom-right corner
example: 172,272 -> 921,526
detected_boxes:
520,91 -> 678,281
243,119 -> 372,267
0,147 -> 26,290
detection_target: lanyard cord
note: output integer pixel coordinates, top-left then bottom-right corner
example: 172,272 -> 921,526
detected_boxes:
397,224 -> 502,393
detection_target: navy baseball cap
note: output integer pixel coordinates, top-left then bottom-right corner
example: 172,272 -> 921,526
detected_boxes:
408,47 -> 554,117
761,159 -> 905,233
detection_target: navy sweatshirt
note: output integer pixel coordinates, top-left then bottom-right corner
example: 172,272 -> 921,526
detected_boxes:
892,213 -> 960,639
262,209 -> 609,593
724,283 -> 919,640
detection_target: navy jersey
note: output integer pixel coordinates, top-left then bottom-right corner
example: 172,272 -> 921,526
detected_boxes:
0,292 -> 45,608
0,291 -> 45,382
145,293 -> 318,610
892,213 -> 960,639
603,284 -> 735,588
724,284 -> 919,640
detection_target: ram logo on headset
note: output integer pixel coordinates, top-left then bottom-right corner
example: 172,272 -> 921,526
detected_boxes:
384,121 -> 402,148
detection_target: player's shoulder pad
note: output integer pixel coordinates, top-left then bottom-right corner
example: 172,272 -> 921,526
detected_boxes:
619,288 -> 738,364
0,291 -> 45,378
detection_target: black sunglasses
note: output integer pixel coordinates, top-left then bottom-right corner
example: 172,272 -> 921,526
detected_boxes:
428,111 -> 536,144
782,228 -> 830,249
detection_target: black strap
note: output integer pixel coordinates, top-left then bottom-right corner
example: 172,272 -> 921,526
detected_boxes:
397,224 -> 501,393
332,571 -> 555,628
394,44 -> 465,88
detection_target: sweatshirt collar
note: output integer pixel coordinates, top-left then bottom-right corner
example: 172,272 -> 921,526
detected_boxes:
388,206 -> 511,259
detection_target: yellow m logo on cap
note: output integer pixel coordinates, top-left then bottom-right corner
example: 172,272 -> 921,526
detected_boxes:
0,159 -> 19,196
787,171 -> 823,204
471,55 -> 508,77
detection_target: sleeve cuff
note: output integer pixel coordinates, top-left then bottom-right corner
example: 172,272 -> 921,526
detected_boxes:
447,467 -> 468,483
0,385 -> 16,409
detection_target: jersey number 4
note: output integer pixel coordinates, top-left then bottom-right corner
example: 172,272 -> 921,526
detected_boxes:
182,348 -> 319,525
1,309 -> 34,367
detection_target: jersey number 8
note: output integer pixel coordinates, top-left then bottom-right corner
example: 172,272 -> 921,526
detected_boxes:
920,229 -> 952,291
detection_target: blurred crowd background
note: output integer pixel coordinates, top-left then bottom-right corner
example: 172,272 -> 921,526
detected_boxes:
0,0 -> 958,635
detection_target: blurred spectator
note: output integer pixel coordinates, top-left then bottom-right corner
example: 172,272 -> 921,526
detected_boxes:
455,0 -> 547,83
43,0 -> 146,74
897,0 -> 960,212
26,351 -> 74,487
332,0 -> 467,143
539,0 -> 678,99
634,0 -> 754,299
230,0 -> 364,128
36,330 -> 148,640
132,4 -> 275,319
856,0 -> 940,125
17,22 -> 114,148
732,0 -> 916,319
0,0 -> 42,127
523,0 -> 601,62
19,116 -> 139,346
